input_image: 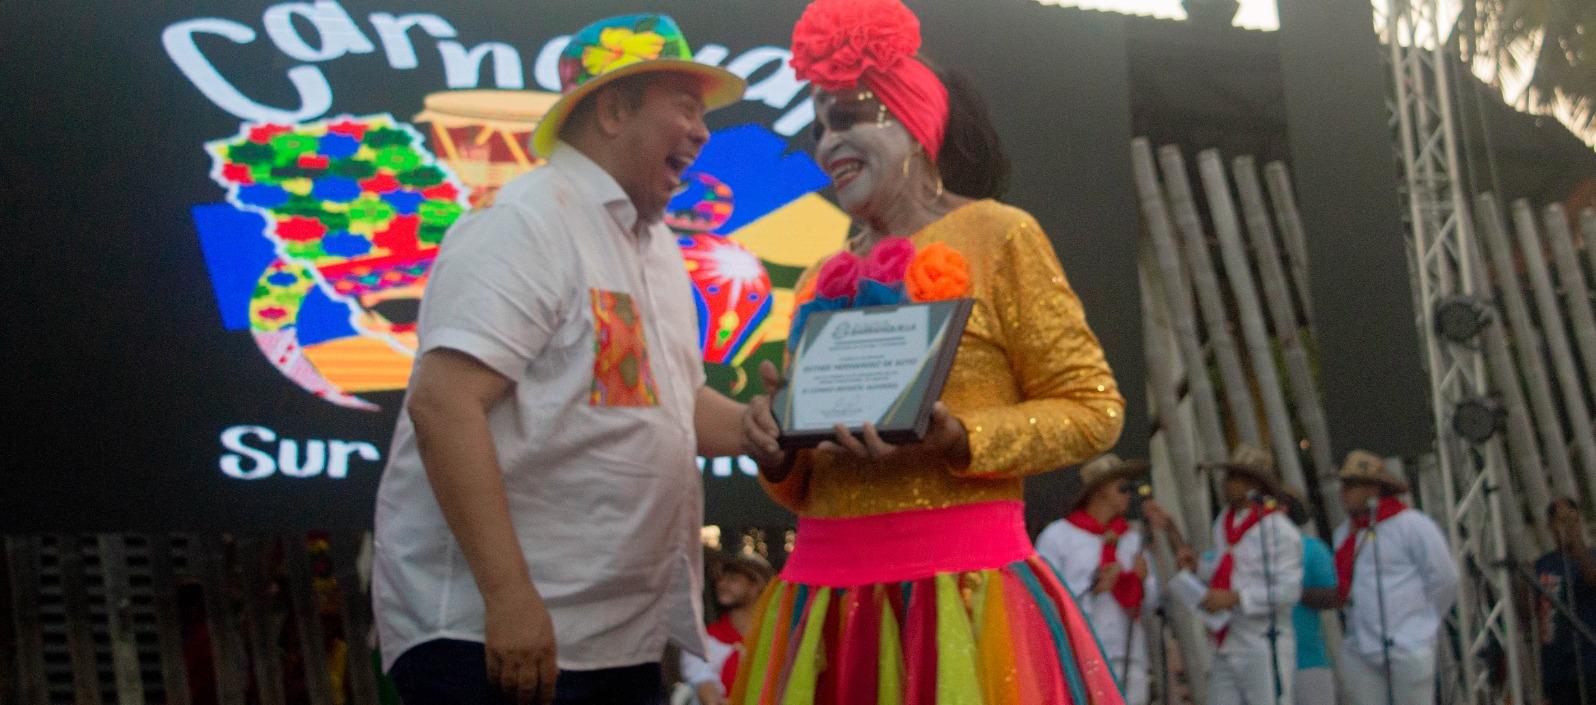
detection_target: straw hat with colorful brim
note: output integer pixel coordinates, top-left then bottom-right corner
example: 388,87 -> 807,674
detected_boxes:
530,14 -> 745,158
1201,443 -> 1284,495
1068,453 -> 1151,512
1337,449 -> 1409,494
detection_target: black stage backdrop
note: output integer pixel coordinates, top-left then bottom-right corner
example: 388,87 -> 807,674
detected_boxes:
1,0 -> 1145,531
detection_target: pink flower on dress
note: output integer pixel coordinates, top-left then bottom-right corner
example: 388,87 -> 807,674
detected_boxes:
814,251 -> 863,300
862,236 -> 915,284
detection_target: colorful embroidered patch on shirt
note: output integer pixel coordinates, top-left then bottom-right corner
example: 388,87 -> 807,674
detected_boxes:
589,289 -> 659,407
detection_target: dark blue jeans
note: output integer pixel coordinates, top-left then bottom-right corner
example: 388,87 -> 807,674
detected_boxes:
389,639 -> 663,705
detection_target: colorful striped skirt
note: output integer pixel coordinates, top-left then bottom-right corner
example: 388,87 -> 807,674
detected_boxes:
729,501 -> 1124,705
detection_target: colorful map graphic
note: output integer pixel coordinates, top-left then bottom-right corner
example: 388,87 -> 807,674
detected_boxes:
194,95 -> 847,410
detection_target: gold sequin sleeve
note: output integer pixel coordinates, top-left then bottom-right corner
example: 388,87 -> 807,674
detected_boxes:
948,209 -> 1125,478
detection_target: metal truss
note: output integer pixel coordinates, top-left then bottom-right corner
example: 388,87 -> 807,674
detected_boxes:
1375,0 -> 1527,702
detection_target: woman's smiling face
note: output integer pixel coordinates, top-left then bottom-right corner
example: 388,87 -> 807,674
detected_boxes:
811,88 -> 920,220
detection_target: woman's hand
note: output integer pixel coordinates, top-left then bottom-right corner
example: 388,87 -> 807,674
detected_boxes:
742,361 -> 792,480
816,402 -> 970,468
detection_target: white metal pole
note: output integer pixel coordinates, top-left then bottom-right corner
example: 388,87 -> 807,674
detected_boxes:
1462,234 -> 1555,545
1540,205 -> 1596,409
1262,162 -> 1316,333
1511,200 -> 1596,498
1233,155 -> 1344,528
1158,145 -> 1263,448
1477,197 -> 1580,498
1132,139 -> 1229,468
1199,150 -> 1310,496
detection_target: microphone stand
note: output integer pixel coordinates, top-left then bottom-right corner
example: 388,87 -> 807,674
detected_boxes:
1121,518 -> 1143,691
1366,498 -> 1396,705
1153,606 -> 1171,705
1256,494 -> 1284,705
1561,551 -> 1590,705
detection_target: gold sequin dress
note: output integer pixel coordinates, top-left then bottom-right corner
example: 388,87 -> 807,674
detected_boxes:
764,198 -> 1125,516
730,200 -> 1128,705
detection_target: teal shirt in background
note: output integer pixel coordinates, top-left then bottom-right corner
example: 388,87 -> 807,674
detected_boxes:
1294,535 -> 1337,669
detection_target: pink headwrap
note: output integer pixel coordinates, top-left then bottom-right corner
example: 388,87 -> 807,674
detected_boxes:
789,0 -> 950,161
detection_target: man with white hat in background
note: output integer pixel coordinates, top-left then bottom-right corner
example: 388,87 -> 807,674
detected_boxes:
1195,444 -> 1304,705
371,13 -> 747,705
1332,450 -> 1457,705
1037,453 -> 1162,705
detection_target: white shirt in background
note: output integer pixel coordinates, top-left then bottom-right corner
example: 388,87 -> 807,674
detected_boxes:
1332,508 -> 1458,658
1205,510 -> 1303,656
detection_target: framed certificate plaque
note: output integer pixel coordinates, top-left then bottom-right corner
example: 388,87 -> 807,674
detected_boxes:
773,298 -> 972,449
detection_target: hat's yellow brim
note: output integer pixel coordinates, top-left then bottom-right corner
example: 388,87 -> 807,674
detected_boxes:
530,60 -> 746,158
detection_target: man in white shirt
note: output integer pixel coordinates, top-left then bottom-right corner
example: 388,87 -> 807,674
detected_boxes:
1331,450 -> 1458,705
371,13 -> 747,705
1199,444 -> 1304,705
1036,453 -> 1160,705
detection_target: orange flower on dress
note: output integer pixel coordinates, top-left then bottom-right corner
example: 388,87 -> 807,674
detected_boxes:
905,242 -> 970,301
793,275 -> 818,308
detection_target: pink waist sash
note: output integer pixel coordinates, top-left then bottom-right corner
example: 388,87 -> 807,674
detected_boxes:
779,500 -> 1033,587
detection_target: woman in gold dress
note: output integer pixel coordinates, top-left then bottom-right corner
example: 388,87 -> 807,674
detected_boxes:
736,0 -> 1127,702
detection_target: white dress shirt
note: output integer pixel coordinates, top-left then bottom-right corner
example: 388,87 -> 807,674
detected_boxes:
1036,519 -> 1160,664
1205,509 -> 1303,656
1036,518 -> 1159,704
1333,508 -> 1458,658
373,143 -> 708,671
679,630 -> 736,695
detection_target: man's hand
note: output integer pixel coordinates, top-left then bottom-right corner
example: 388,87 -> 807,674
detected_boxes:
1200,588 -> 1240,612
1176,547 -> 1198,573
1133,554 -> 1149,581
696,682 -> 728,705
483,584 -> 558,705
1092,562 -> 1123,594
816,402 -> 969,467
742,361 -> 790,479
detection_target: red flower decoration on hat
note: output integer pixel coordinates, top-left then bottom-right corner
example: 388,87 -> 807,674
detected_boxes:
790,0 -> 921,91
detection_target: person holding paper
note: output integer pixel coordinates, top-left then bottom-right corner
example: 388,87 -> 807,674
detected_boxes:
1199,445 -> 1304,705
1036,454 -> 1161,705
735,0 -> 1126,701
1332,450 -> 1457,705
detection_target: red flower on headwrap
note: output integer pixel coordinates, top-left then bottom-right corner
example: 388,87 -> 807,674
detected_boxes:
790,0 -> 921,91
789,0 -> 950,160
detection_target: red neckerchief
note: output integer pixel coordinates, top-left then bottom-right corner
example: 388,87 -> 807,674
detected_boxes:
1210,503 -> 1276,644
705,614 -> 743,694
1335,497 -> 1408,603
1067,510 -> 1146,616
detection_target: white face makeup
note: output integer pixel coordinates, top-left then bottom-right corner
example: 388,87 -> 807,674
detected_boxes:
812,89 -> 922,220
